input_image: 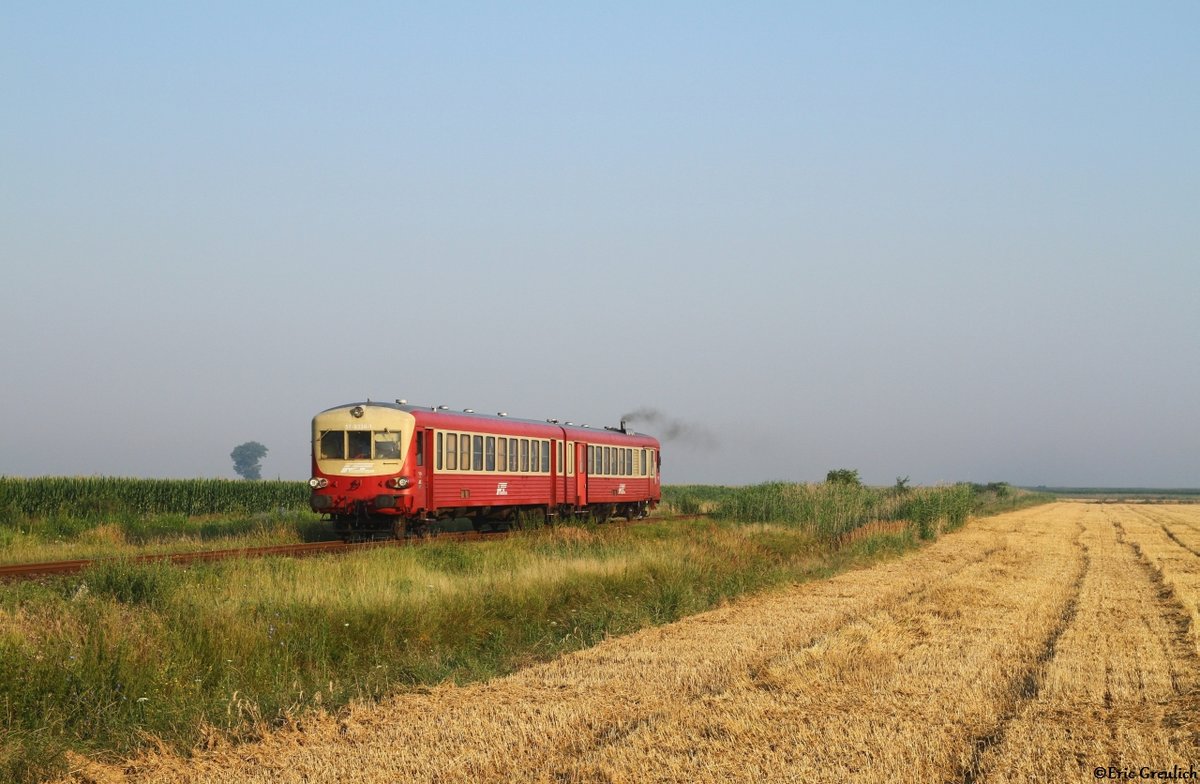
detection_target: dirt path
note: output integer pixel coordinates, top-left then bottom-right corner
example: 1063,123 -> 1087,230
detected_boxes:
64,504 -> 1200,783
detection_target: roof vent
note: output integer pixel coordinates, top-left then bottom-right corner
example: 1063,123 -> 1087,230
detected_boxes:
396,399 -> 407,405
464,409 -> 475,413
438,405 -> 449,410
498,412 -> 508,417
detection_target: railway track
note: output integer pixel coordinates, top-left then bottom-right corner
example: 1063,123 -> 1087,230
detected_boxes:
0,514 -> 705,583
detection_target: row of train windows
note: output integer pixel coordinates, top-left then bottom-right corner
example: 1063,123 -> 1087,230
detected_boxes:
587,445 -> 656,477
437,433 -> 554,473
433,431 -> 656,477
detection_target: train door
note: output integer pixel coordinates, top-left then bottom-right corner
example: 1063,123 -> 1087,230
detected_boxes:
575,442 -> 588,505
417,429 -> 432,512
550,440 -> 558,508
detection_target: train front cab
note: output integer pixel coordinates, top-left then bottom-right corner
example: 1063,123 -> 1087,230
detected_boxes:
310,403 -> 418,537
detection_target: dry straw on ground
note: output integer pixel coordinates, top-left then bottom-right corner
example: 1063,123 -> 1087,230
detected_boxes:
63,504 -> 1200,783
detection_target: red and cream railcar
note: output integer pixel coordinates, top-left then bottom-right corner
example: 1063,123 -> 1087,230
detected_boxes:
309,401 -> 661,538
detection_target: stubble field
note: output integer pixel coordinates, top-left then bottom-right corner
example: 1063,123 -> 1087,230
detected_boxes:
63,503 -> 1200,783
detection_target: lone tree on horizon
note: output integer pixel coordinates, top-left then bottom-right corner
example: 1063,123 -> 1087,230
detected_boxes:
231,441 -> 268,480
826,468 -> 861,487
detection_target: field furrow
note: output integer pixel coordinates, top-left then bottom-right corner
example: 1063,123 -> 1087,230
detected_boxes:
61,504 -> 1200,784
1111,506 -> 1200,656
970,506 -> 1200,782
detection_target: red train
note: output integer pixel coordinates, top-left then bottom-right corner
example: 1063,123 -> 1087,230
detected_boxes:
309,401 -> 661,539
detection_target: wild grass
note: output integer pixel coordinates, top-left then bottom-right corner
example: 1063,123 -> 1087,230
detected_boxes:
711,481 -> 974,540
0,510 -> 330,565
660,484 -> 738,515
0,482 -> 1037,782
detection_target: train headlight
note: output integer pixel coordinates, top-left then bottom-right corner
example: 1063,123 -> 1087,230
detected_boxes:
309,477 -> 329,489
390,477 -> 411,489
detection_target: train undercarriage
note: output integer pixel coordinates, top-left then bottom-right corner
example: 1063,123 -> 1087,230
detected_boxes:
328,501 -> 652,542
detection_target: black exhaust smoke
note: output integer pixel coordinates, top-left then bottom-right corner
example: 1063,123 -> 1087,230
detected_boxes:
620,407 -> 716,447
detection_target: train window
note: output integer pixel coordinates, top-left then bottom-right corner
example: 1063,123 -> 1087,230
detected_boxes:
627,449 -> 634,476
600,446 -> 608,475
508,438 -> 517,471
520,439 -> 529,472
348,431 -> 372,459
587,445 -> 594,472
485,436 -> 496,471
446,433 -> 458,470
530,440 -> 540,473
542,441 -> 550,473
567,442 -> 574,474
319,431 -> 344,460
374,432 -> 401,460
558,441 -> 564,473
639,449 -> 646,476
497,437 -> 507,472
415,434 -> 423,466
650,450 -> 656,477
436,433 -> 443,470
472,435 -> 484,471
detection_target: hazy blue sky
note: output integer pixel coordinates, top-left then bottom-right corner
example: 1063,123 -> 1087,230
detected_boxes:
2,2 -> 1197,487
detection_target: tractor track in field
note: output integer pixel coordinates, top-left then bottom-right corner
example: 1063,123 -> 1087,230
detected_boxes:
957,517 -> 1090,784
964,506 -> 1200,782
0,514 -> 707,582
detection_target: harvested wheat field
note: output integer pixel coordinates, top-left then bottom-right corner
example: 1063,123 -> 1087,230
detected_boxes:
63,503 -> 1200,783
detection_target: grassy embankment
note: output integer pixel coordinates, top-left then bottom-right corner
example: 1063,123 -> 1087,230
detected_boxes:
0,479 -> 1047,782
0,477 -> 323,564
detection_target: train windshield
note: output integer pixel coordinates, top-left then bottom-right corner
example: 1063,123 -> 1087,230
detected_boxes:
318,431 -> 403,461
320,431 -> 345,460
374,432 -> 401,459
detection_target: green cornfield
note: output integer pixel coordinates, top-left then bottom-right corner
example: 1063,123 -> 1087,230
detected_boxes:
0,477 -> 309,522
